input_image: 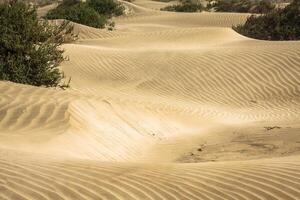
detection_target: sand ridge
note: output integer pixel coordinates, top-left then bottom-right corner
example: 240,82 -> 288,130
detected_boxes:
0,1 -> 300,199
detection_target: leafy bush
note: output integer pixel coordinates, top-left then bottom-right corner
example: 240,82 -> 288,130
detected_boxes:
207,0 -> 275,13
233,0 -> 300,40
161,0 -> 203,12
88,0 -> 124,17
0,1 -> 72,87
58,0 -> 78,7
46,0 -> 124,28
47,2 -> 107,28
252,0 -> 276,13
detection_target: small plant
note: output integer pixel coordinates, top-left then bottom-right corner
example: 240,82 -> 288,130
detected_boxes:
0,1 -> 73,87
47,2 -> 107,28
161,0 -> 203,12
207,0 -> 275,14
233,0 -> 300,40
107,21 -> 115,31
88,0 -> 125,17
46,0 -> 124,28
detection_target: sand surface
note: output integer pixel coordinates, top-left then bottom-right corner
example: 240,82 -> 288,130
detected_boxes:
0,1 -> 300,199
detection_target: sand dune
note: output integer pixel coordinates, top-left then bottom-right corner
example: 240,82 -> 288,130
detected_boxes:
0,150 -> 299,200
0,1 -> 300,199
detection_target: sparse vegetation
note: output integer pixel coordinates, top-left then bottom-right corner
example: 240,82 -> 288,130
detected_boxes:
161,0 -> 203,12
234,0 -> 300,40
46,0 -> 124,28
0,1 -> 73,87
107,21 -> 115,31
88,0 -> 124,17
207,0 -> 275,13
46,1 -> 107,28
264,126 -> 281,131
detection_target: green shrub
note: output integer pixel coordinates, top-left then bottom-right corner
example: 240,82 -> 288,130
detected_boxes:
88,0 -> 125,17
252,0 -> 276,13
207,0 -> 275,13
233,0 -> 300,40
47,2 -> 107,28
0,1 -> 72,87
58,0 -> 78,7
161,0 -> 203,12
46,0 -> 124,28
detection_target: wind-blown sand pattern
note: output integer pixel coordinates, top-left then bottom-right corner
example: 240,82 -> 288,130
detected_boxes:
0,0 -> 300,199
